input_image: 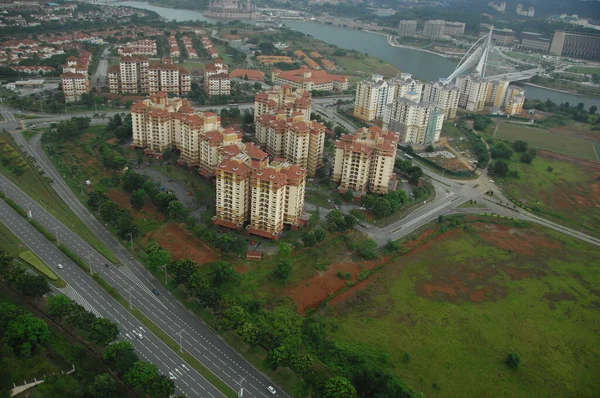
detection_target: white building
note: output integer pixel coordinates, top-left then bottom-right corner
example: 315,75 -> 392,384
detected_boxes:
383,98 -> 444,144
422,79 -> 460,119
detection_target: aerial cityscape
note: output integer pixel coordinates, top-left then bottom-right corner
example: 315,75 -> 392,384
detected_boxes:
0,0 -> 599,397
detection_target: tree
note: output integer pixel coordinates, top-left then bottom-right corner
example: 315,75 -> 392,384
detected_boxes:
168,259 -> 197,284
425,144 -> 435,152
326,210 -> 346,232
333,125 -> 347,137
103,341 -> 138,374
302,232 -> 317,247
89,318 -> 119,346
289,353 -> 313,376
0,301 -> 25,332
490,160 -> 509,177
37,375 -> 82,398
590,105 -> 597,115
313,228 -> 326,243
5,313 -> 50,356
407,165 -> 424,184
186,271 -> 210,298
88,374 -> 117,398
148,374 -> 175,398
167,200 -> 187,221
322,376 -> 357,398
130,189 -> 146,210
506,353 -> 521,369
274,260 -> 293,282
211,261 -> 238,286
278,243 -> 292,258
87,190 -> 108,210
343,214 -> 358,230
342,189 -> 354,202
372,197 -> 393,218
357,239 -> 378,260
124,361 -> 159,391
47,294 -> 74,320
14,274 -> 50,299
147,247 -> 170,270
520,152 -> 534,164
512,140 -> 528,153
267,344 -> 290,369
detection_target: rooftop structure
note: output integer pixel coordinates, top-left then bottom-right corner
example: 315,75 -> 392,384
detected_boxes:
271,66 -> 348,92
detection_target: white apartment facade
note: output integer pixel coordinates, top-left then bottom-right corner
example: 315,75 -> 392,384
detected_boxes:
383,98 -> 444,144
422,79 -> 460,119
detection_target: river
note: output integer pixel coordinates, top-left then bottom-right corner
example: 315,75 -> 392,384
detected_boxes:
114,1 -> 600,108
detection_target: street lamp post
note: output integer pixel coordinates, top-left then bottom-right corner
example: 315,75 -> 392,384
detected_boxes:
159,264 -> 168,285
176,328 -> 185,353
126,232 -> 133,250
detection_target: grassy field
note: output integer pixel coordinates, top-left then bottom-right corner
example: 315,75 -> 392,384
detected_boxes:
19,250 -> 58,280
0,132 -> 119,263
566,66 -> 600,75
181,61 -> 205,71
489,122 -> 598,160
324,220 -> 600,397
496,150 -> 600,237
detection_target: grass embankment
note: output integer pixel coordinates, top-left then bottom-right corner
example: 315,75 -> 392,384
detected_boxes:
0,132 -> 119,263
566,66 -> 600,75
325,219 -> 600,397
487,122 -> 597,160
19,250 -> 58,281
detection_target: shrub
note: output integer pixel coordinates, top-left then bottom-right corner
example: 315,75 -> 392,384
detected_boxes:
505,353 -> 521,369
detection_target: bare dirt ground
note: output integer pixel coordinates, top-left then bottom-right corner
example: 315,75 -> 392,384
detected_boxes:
146,222 -> 218,264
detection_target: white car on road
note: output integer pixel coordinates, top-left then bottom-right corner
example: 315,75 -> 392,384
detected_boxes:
267,386 -> 276,395
57,264 -> 64,269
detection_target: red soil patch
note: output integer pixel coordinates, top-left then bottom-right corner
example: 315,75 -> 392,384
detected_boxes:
287,258 -> 387,315
234,265 -> 249,274
107,189 -> 164,222
401,226 -> 438,250
476,223 -> 560,255
147,222 -> 218,264
328,279 -> 372,307
470,287 -> 489,303
421,283 -> 457,298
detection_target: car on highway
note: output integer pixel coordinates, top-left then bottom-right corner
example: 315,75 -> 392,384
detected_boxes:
169,372 -> 176,380
134,331 -> 143,340
152,289 -> 160,296
267,386 -> 276,395
57,264 -> 63,269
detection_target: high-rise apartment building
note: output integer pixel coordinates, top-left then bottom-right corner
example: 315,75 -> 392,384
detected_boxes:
331,126 -> 400,195
353,74 -> 398,122
503,85 -> 525,115
549,31 -> 600,61
422,80 -> 460,119
214,147 -> 307,239
131,93 -> 308,240
423,20 -> 445,39
383,98 -> 444,145
398,20 -> 417,37
109,55 -> 190,96
204,59 -> 231,97
485,79 -> 510,108
253,86 -> 324,176
456,74 -> 490,112
444,21 -> 466,37
60,52 -> 90,102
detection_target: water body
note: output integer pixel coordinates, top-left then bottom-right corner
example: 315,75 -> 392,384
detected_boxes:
116,1 -> 215,22
113,2 -> 600,108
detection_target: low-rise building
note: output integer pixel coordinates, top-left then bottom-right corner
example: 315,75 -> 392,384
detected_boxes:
118,39 -> 157,56
331,126 -> 400,195
271,66 -> 348,92
515,32 -> 550,53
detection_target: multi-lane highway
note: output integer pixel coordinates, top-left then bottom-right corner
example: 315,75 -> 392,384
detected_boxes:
0,198 -> 223,398
7,132 -> 289,398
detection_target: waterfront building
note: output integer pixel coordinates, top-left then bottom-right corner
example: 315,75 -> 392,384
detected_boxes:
398,20 -> 417,37
444,21 -> 466,37
503,85 -> 525,115
422,80 -> 460,119
109,54 -> 190,96
271,65 -> 348,92
383,98 -> 444,144
423,20 -> 445,39
204,0 -> 258,19
331,126 -> 400,195
549,31 -> 600,61
515,32 -> 550,53
480,24 -> 516,46
254,86 -> 324,176
456,74 -> 490,112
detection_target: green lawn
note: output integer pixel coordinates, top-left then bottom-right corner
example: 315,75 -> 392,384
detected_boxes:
325,222 -> 600,397
0,132 -> 119,263
496,153 -> 600,237
489,122 -> 597,160
566,66 -> 600,75
20,250 -> 58,280
181,61 -> 205,71
332,55 -> 401,77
